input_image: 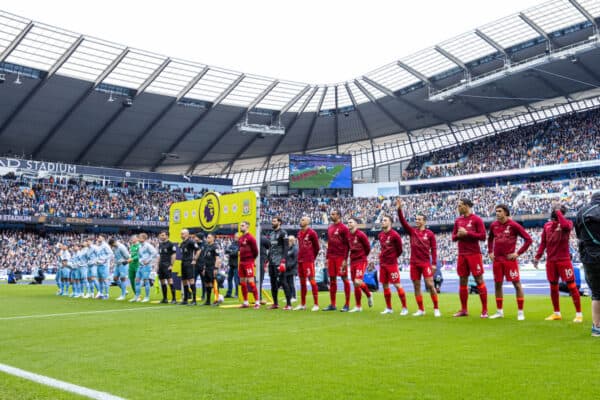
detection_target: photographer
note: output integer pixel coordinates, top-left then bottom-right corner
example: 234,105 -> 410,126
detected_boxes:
575,192 -> 600,337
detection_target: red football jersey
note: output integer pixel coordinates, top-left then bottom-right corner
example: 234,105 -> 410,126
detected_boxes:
487,219 -> 532,261
535,210 -> 573,262
327,222 -> 350,259
349,229 -> 370,262
452,213 -> 486,255
398,209 -> 437,265
238,233 -> 258,263
297,227 -> 320,263
378,229 -> 402,266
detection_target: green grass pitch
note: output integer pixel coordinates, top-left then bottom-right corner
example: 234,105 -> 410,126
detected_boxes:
290,165 -> 344,189
0,284 -> 597,400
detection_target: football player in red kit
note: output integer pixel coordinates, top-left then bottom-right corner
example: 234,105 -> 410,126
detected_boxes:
487,205 -> 532,320
452,198 -> 489,318
534,204 -> 583,323
378,214 -> 408,315
347,217 -> 373,312
323,209 -> 351,312
238,221 -> 261,309
294,216 -> 321,311
396,199 -> 440,317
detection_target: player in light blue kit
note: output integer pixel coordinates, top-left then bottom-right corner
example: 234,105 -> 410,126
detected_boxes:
95,235 -> 114,299
109,237 -> 131,301
87,239 -> 100,298
78,241 -> 90,298
131,233 -> 158,303
69,244 -> 82,298
58,244 -> 72,296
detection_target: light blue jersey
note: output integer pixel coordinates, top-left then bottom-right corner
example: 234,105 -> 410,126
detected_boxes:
95,241 -> 113,280
112,242 -> 131,279
134,241 -> 158,300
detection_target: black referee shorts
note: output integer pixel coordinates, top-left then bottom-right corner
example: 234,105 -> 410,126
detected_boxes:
181,262 -> 194,280
203,266 -> 216,284
158,265 -> 172,280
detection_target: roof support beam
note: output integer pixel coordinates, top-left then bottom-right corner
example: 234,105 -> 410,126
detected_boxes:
345,83 -> 377,169
217,81 -> 282,174
280,85 -> 311,114
0,21 -> 34,63
519,13 -> 556,49
185,110 -> 246,175
353,79 -> 416,156
262,86 -> 319,170
397,61 -> 431,85
151,73 -> 245,171
137,58 -> 171,94
31,47 -> 130,159
568,0 -> 598,32
0,35 -> 85,141
474,29 -> 508,58
75,57 -> 174,163
362,76 -> 450,124
115,66 -> 209,167
434,46 -> 468,72
302,86 -> 327,154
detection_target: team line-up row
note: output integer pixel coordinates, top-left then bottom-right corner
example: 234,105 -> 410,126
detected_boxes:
53,198 -> 583,322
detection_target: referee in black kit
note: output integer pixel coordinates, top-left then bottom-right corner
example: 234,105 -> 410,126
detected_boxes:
179,229 -> 199,305
158,231 -> 177,304
201,233 -> 221,306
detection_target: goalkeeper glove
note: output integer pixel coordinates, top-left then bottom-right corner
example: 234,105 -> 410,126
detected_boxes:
278,260 -> 286,273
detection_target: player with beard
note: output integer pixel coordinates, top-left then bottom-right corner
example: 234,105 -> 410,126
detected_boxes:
452,198 -> 488,318
238,221 -> 261,309
323,209 -> 351,312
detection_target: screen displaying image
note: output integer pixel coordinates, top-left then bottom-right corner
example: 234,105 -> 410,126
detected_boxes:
289,154 -> 352,189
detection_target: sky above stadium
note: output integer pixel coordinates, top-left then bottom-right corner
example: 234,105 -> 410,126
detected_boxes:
9,0 -> 546,84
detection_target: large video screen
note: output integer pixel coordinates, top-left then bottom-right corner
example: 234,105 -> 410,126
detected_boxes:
289,154 -> 352,189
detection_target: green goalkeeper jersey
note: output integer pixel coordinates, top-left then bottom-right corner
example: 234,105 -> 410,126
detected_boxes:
129,243 -> 140,269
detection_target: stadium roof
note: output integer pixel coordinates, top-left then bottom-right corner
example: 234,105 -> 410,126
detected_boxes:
0,0 -> 600,182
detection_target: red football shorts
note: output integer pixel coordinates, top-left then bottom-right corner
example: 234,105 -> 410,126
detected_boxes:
380,264 -> 401,285
350,260 -> 367,281
238,262 -> 255,278
410,263 -> 434,281
457,254 -> 484,278
545,259 -> 575,283
493,260 -> 520,282
327,257 -> 346,277
298,261 -> 315,279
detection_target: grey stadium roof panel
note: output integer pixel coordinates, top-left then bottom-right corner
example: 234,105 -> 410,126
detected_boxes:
0,0 -> 599,179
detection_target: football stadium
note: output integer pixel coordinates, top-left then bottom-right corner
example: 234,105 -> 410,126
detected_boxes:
1,0 -> 600,399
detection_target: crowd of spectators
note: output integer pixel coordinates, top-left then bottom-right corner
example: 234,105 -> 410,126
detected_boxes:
404,109 -> 600,180
261,178 -> 598,224
0,179 -> 187,221
2,226 -> 581,280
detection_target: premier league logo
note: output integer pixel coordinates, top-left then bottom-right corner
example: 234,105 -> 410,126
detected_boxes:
204,199 -> 215,223
198,192 -> 220,231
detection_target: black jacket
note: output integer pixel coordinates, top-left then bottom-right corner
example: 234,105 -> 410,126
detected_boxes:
286,244 -> 298,275
575,192 -> 600,264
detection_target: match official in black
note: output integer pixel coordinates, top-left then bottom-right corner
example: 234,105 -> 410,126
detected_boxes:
201,233 -> 221,306
179,229 -> 199,305
158,231 -> 177,304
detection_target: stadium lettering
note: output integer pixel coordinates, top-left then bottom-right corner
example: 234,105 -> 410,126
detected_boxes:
0,215 -> 34,222
0,158 -> 77,174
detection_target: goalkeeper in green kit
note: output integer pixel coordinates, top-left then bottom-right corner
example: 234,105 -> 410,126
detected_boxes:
129,235 -> 140,294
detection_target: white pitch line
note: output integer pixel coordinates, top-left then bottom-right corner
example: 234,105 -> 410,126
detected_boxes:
0,306 -> 167,321
0,362 -> 126,400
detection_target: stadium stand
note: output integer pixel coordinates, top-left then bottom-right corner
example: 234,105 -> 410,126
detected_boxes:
403,109 -> 600,180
